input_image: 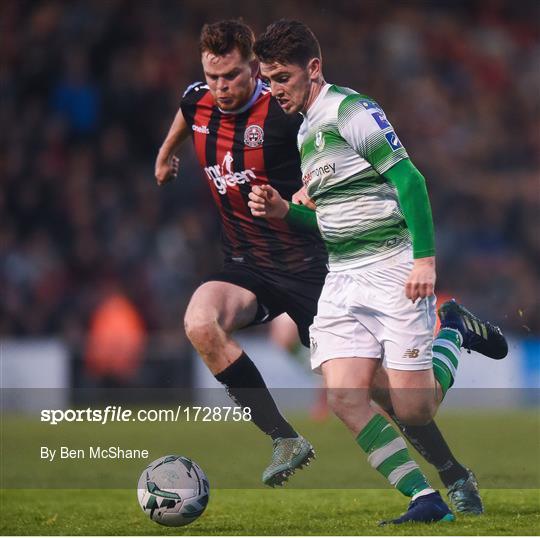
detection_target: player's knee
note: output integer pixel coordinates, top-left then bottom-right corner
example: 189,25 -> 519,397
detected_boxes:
326,388 -> 369,421
184,309 -> 221,350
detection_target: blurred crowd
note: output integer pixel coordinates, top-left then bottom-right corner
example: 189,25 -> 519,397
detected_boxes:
2,0 -> 539,347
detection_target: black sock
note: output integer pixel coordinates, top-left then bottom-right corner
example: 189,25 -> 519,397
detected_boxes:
215,352 -> 297,440
391,413 -> 469,487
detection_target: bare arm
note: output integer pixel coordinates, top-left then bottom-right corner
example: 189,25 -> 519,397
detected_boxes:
155,107 -> 191,186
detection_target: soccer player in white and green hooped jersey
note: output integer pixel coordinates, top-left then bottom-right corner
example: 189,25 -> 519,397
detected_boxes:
251,20 -> 508,525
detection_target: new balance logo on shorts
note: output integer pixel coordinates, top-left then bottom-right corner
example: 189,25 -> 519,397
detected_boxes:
403,348 -> 420,359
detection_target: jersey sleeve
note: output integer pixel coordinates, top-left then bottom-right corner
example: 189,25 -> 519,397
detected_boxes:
384,159 -> 435,258
337,95 -> 408,175
284,202 -> 319,232
179,81 -> 205,127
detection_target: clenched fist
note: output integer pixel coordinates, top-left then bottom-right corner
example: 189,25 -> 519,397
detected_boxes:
155,153 -> 179,186
248,185 -> 289,219
405,256 -> 436,302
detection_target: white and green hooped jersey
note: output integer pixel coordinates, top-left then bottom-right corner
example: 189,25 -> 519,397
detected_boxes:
299,83 -> 410,271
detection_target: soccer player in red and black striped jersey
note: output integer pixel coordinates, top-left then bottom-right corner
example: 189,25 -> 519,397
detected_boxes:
154,20 -> 485,505
155,20 -> 322,487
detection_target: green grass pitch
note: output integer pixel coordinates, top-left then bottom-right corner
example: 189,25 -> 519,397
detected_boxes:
1,489 -> 539,535
1,411 -> 539,535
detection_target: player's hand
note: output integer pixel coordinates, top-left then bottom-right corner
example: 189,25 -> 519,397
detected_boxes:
248,185 -> 289,219
292,186 -> 316,210
405,256 -> 436,302
155,153 -> 179,186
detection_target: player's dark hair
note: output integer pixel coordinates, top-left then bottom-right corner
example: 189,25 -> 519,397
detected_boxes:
254,20 -> 321,67
199,19 -> 255,61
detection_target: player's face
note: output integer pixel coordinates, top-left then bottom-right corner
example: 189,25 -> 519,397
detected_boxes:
260,60 -> 318,115
201,48 -> 258,111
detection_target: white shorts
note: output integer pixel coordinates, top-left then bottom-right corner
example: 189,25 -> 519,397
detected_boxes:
309,252 -> 436,373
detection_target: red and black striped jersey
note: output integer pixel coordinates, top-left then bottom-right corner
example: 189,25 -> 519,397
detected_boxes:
180,80 -> 327,275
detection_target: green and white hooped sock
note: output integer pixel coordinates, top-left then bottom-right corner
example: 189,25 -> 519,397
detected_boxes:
357,414 -> 434,498
432,328 -> 462,398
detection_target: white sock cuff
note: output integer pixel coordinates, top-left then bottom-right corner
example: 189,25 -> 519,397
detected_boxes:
412,487 -> 436,501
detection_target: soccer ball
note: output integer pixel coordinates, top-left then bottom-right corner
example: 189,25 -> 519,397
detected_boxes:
137,455 -> 209,527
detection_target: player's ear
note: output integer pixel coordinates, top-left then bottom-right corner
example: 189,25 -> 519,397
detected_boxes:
307,58 -> 321,81
249,58 -> 260,78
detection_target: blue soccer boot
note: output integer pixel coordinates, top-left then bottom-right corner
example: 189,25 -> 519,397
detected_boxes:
379,491 -> 455,525
438,299 -> 508,360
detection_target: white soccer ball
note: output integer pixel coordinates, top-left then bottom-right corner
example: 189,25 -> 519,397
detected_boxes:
137,455 -> 209,527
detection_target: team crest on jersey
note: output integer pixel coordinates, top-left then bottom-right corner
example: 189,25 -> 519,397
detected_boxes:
315,130 -> 325,152
244,124 -> 264,148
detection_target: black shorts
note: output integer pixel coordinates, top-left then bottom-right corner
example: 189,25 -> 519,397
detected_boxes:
204,261 -> 327,347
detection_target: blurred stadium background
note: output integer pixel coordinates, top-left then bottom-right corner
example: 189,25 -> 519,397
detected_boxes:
1,0 -> 539,400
